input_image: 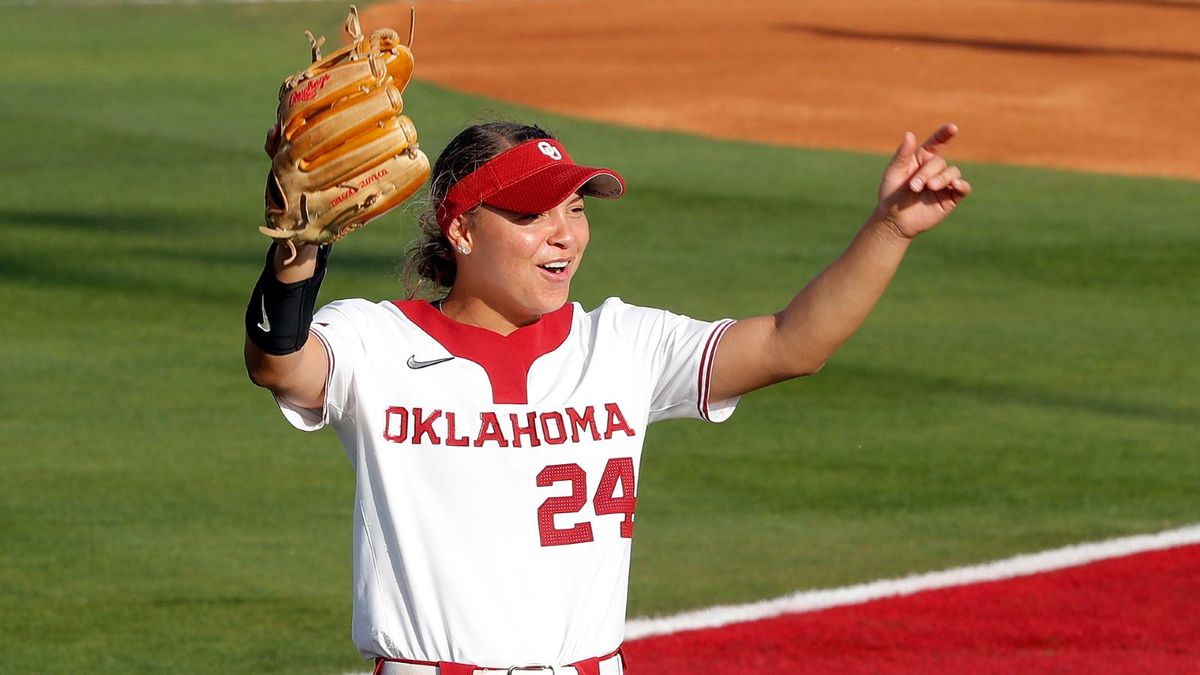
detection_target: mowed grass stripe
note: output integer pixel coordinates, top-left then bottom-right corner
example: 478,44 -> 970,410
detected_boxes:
1,3 -> 1197,674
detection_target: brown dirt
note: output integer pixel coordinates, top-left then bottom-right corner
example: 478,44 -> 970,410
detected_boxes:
366,0 -> 1200,180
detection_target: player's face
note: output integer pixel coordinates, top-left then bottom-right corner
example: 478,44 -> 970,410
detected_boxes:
458,192 -> 590,327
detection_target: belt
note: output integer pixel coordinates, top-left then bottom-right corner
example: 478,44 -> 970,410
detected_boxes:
374,648 -> 625,675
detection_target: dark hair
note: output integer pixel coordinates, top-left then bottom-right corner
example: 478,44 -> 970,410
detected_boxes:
402,121 -> 554,298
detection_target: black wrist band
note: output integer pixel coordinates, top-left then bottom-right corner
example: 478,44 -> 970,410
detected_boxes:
245,243 -> 332,355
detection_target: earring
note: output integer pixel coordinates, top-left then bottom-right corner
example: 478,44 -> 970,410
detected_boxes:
457,245 -> 470,255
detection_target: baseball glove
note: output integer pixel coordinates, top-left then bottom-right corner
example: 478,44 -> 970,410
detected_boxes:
260,6 -> 430,258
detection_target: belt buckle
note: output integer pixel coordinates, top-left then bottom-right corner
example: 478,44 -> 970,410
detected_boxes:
506,666 -> 555,675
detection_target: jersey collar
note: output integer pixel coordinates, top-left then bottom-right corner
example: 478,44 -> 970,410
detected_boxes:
392,300 -> 575,405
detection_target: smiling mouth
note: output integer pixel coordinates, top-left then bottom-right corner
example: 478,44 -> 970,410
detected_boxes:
538,261 -> 571,275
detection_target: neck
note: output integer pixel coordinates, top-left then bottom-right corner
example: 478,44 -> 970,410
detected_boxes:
439,292 -> 541,336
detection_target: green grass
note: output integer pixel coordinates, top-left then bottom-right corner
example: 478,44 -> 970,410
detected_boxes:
1,2 -> 1198,673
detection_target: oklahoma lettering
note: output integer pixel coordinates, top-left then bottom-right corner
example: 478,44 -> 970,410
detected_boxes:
383,403 -> 636,447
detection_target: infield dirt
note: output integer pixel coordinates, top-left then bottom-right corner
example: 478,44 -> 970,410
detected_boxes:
367,0 -> 1200,181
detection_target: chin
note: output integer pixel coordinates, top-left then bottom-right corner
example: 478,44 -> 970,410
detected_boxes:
529,286 -> 571,316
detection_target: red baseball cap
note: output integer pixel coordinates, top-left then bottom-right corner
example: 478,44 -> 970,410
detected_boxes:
435,138 -> 625,233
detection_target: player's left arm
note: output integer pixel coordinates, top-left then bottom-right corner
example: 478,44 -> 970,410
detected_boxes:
708,124 -> 972,402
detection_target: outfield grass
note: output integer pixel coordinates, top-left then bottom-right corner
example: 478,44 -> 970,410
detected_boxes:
1,3 -> 1197,673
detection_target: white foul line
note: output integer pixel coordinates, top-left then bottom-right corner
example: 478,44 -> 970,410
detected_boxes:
624,523 -> 1200,640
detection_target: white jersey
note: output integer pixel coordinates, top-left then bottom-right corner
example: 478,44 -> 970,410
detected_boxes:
276,296 -> 737,666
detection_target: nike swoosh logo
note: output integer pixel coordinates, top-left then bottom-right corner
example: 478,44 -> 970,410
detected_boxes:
256,296 -> 271,333
407,355 -> 455,369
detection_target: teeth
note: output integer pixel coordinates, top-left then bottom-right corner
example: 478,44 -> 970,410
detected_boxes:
542,261 -> 568,271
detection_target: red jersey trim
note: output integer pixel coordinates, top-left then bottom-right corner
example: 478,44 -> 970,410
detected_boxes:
697,319 -> 735,421
309,326 -> 336,425
392,301 -> 575,405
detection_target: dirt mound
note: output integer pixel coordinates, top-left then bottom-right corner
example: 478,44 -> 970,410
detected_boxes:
367,0 -> 1200,180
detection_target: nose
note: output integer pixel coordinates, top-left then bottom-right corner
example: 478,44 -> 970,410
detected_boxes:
545,209 -> 574,248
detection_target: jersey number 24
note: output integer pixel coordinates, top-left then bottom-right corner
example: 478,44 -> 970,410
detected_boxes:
536,457 -> 636,547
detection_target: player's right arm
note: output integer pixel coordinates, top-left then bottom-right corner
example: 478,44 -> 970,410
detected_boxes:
244,243 -> 330,411
708,125 -> 971,402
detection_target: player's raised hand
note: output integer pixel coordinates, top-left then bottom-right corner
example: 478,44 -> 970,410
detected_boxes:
874,123 -> 972,239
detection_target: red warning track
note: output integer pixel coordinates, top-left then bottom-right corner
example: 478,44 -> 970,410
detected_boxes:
623,544 -> 1200,673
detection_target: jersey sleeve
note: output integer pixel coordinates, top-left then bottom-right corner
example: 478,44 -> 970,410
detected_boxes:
273,299 -> 366,431
602,298 -> 740,424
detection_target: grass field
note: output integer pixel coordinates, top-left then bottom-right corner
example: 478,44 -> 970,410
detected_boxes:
1,2 -> 1198,673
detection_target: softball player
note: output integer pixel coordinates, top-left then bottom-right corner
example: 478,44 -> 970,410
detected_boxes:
244,120 -> 970,674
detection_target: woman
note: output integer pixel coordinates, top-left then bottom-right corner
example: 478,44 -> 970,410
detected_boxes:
245,120 -> 970,674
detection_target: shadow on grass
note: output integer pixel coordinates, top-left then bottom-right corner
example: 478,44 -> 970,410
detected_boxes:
0,254 -> 238,306
841,363 -> 1199,428
0,207 -> 415,302
136,245 -> 411,276
1,206 -> 412,261
0,208 -> 175,235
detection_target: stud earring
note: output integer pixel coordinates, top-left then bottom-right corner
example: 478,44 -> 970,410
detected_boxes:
457,245 -> 470,255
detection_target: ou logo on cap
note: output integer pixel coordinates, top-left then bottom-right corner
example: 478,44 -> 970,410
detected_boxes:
537,141 -> 562,161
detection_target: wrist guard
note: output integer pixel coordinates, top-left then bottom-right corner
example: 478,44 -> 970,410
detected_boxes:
245,243 -> 331,355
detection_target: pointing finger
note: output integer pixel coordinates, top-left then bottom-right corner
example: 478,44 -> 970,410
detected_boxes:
921,123 -> 958,153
